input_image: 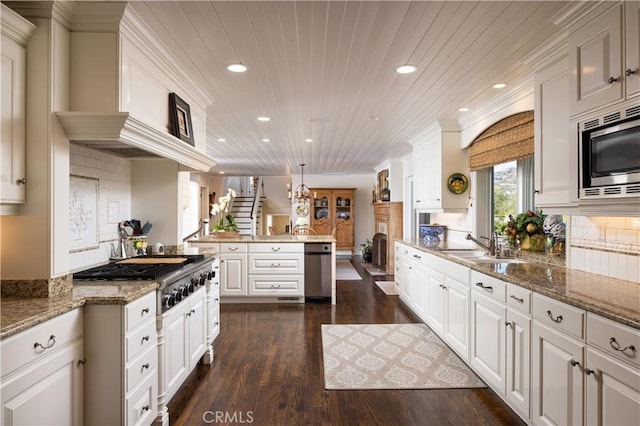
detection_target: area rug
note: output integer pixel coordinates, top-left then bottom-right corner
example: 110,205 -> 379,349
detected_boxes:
336,260 -> 362,281
361,262 -> 387,276
375,281 -> 398,295
321,323 -> 486,390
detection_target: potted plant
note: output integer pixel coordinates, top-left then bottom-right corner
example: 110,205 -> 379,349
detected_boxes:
361,238 -> 373,263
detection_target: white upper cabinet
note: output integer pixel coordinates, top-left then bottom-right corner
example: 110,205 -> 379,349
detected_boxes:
412,121 -> 469,212
569,2 -> 639,117
533,56 -> 576,210
0,5 -> 35,213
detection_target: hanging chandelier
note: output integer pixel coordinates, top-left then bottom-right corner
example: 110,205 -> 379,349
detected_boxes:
288,163 -> 311,204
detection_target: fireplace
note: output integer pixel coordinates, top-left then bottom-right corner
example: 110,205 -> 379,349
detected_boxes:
373,233 -> 387,270
372,202 -> 402,274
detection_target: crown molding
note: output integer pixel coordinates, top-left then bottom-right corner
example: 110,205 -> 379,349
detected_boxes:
1,3 -> 37,46
4,1 -> 75,29
522,31 -> 569,72
56,111 -> 216,172
551,0 -> 611,29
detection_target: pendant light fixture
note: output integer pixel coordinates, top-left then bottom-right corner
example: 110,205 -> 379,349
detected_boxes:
288,163 -> 311,204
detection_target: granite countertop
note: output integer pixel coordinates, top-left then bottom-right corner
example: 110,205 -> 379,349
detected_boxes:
398,239 -> 640,330
188,234 -> 337,244
1,280 -> 158,340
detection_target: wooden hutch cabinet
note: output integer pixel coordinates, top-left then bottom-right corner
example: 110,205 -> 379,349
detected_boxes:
310,188 -> 355,253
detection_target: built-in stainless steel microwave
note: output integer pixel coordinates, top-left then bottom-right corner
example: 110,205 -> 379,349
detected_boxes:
579,106 -> 640,200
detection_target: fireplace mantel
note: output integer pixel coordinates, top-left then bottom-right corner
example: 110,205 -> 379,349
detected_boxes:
373,202 -> 403,274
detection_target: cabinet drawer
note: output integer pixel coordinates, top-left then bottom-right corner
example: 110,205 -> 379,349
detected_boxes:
248,275 -> 304,296
506,284 -> 531,315
125,374 -> 157,426
249,243 -> 303,253
125,346 -> 157,394
125,318 -> 157,363
220,243 -> 247,254
470,271 -> 506,304
248,253 -> 304,274
429,254 -> 469,284
125,292 -> 155,332
533,293 -> 585,340
587,313 -> 640,368
1,308 -> 83,378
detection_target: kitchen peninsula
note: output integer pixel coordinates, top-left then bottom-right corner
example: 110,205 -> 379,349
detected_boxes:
188,234 -> 337,305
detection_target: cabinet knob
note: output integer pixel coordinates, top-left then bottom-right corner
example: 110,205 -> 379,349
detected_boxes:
585,368 -> 595,375
77,358 -> 87,366
142,363 -> 150,370
142,335 -> 150,342
533,189 -> 540,194
15,178 -> 27,185
570,359 -> 580,367
505,321 -> 513,328
607,76 -> 619,84
142,405 -> 150,413
626,68 -> 637,77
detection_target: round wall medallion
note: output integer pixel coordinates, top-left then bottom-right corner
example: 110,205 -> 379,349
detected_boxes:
447,173 -> 469,194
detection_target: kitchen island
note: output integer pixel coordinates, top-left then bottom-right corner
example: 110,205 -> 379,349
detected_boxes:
188,234 -> 338,305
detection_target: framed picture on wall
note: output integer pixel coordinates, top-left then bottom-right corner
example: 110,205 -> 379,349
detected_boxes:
169,92 -> 195,146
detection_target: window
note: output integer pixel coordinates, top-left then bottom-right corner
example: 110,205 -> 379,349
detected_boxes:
491,157 -> 534,235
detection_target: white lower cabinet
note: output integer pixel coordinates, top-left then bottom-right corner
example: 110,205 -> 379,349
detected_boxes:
248,243 -> 304,296
505,307 -> 531,419
444,276 -> 470,362
0,309 -> 84,426
220,243 -> 248,296
84,292 -> 158,426
470,290 -> 507,391
164,287 -> 206,403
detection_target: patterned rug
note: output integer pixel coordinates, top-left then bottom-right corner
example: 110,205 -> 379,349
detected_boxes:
336,260 -> 362,280
321,323 -> 486,390
375,281 -> 398,295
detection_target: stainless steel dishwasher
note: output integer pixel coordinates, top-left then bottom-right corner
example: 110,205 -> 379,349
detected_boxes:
304,243 -> 332,301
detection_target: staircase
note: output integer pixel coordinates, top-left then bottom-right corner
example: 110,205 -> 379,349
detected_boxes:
230,196 -> 264,236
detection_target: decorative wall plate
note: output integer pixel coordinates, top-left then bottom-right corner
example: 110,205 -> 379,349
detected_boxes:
296,203 -> 308,216
447,173 -> 469,194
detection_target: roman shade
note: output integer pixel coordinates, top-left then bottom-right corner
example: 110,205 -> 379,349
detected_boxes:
468,111 -> 534,171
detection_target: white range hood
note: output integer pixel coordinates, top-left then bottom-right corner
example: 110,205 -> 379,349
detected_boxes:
57,111 -> 216,172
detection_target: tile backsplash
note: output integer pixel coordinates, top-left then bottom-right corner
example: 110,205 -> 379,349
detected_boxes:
570,216 -> 640,283
69,145 -> 132,271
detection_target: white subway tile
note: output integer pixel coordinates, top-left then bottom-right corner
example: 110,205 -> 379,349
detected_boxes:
617,254 -> 629,281
616,229 -> 639,243
627,217 -> 640,229
574,248 -> 585,271
605,228 -> 617,241
584,249 -> 594,273
605,217 -> 627,228
591,252 -> 601,275
608,252 -> 619,279
627,255 -> 639,283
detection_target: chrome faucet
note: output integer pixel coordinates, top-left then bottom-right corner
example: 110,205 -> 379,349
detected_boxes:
465,233 -> 498,257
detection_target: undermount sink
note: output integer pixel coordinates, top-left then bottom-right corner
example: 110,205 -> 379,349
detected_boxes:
440,250 -> 525,264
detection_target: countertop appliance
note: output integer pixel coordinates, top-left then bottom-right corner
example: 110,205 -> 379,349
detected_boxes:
579,106 -> 640,200
304,243 -> 332,301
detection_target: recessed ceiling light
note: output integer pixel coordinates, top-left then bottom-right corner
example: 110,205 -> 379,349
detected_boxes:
493,83 -> 507,89
305,138 -> 313,143
395,64 -> 417,74
217,138 -> 226,142
261,138 -> 270,142
459,107 -> 470,112
219,171 -> 225,174
226,63 -> 247,73
257,116 -> 271,122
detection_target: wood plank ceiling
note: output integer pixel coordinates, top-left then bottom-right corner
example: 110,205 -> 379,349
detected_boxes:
130,1 -> 569,176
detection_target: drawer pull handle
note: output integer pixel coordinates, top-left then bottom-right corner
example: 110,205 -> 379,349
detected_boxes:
585,368 -> 595,375
271,263 -> 281,267
609,337 -> 636,354
142,363 -> 150,370
34,335 -> 56,350
214,298 -> 219,302
509,295 -> 524,303
547,310 -> 563,323
215,321 -> 219,326
475,282 -> 493,292
142,307 -> 150,314
505,321 -> 513,328
142,405 -> 150,413
77,358 -> 87,366
229,247 -> 238,251
186,309 -> 195,317
570,359 -> 580,367
270,284 -> 281,289
142,335 -> 150,342
413,254 -> 421,259
271,247 -> 281,252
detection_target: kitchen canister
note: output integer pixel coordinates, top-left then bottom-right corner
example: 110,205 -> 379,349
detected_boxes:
153,242 -> 165,255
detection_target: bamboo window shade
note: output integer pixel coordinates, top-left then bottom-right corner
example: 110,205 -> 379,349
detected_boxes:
468,111 -> 534,171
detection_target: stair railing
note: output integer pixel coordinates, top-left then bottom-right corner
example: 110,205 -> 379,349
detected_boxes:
249,177 -> 262,235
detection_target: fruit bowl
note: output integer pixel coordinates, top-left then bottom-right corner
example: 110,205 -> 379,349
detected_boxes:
420,225 -> 446,245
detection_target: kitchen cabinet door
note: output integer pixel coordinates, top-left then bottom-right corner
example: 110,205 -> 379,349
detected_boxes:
164,301 -> 190,402
425,269 -> 445,335
0,340 -> 84,426
626,2 -> 640,99
408,257 -> 428,321
585,347 -> 640,426
532,321 -> 584,426
310,188 -> 355,253
470,291 -> 506,393
188,291 -> 207,369
506,308 -> 531,421
400,253 -> 412,303
444,276 -> 470,362
569,3 -> 624,116
534,56 -> 575,209
220,253 -> 247,296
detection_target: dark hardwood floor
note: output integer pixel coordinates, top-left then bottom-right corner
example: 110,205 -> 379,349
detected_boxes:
168,260 -> 525,426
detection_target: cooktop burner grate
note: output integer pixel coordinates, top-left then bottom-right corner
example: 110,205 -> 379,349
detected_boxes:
73,255 -> 205,280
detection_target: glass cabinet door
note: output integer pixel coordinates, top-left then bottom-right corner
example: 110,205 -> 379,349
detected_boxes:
334,195 -> 352,221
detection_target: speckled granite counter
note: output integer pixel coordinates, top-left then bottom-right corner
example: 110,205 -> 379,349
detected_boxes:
188,234 -> 336,244
1,281 -> 158,339
397,239 -> 640,329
